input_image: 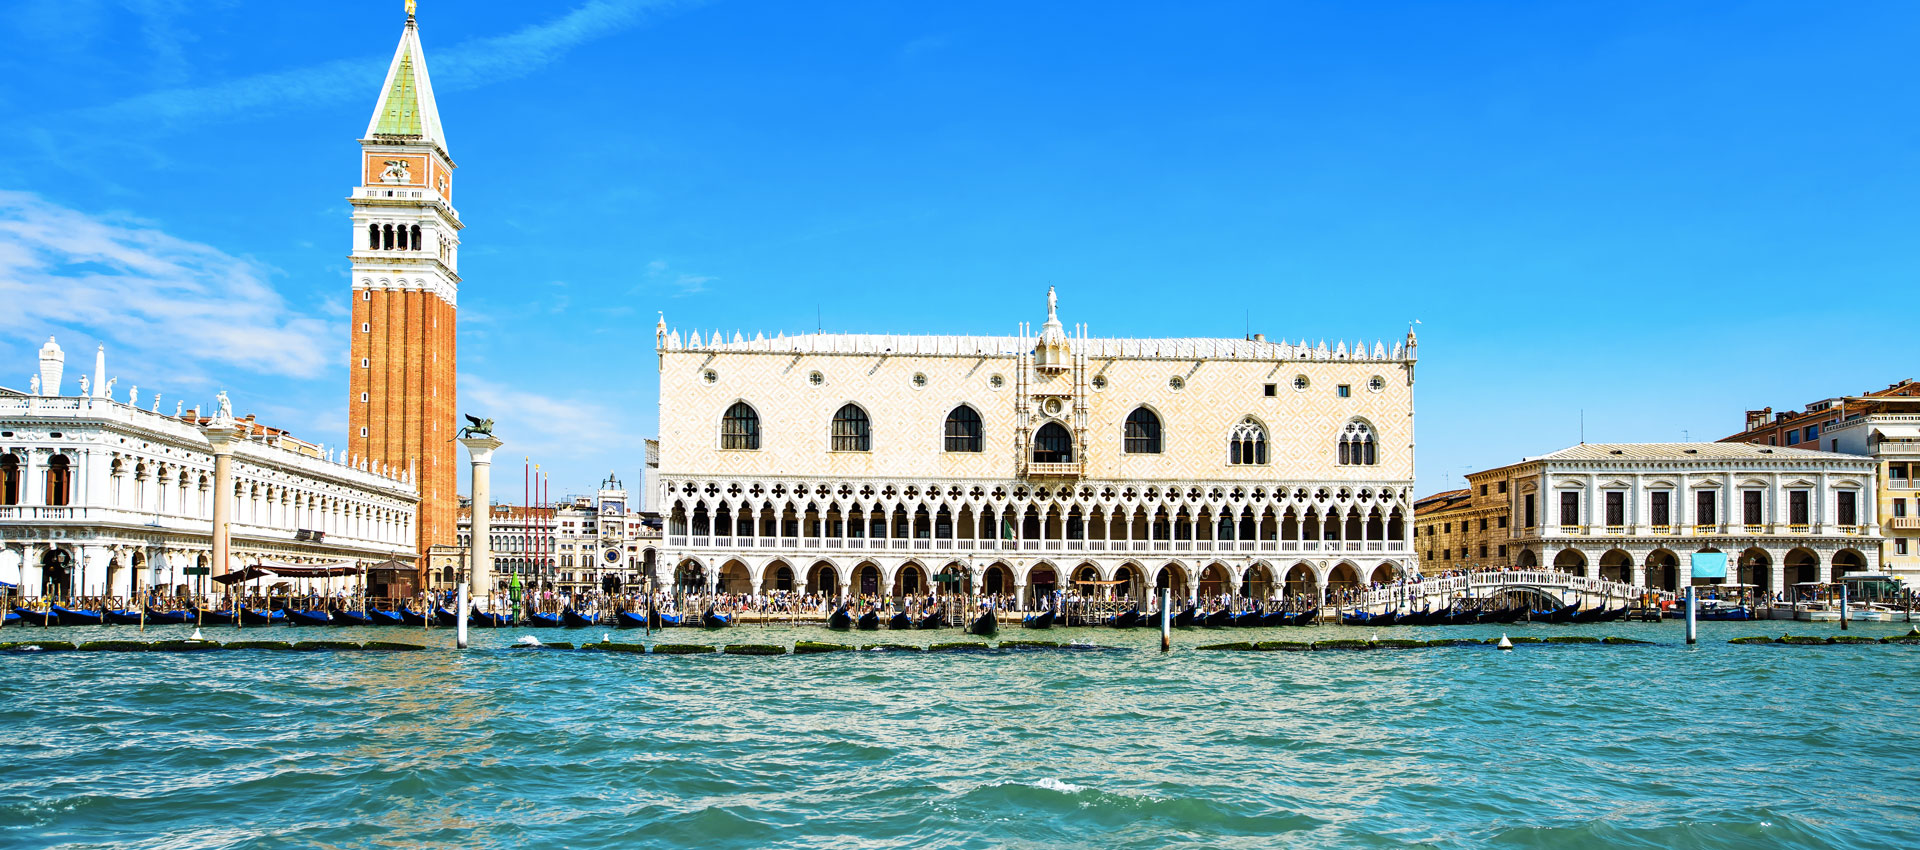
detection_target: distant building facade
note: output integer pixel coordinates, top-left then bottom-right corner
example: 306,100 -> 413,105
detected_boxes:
1441,443 -> 1878,592
655,290 -> 1418,605
1412,485 -> 1513,574
0,342 -> 418,599
448,473 -> 661,594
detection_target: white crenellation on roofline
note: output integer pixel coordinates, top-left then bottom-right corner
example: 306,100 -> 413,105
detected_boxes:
656,329 -> 1409,363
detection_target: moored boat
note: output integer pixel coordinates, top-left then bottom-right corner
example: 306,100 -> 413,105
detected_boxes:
856,610 -> 881,631
968,609 -> 998,637
144,607 -> 196,625
195,607 -> 239,626
434,607 -> 462,627
12,606 -> 59,627
1174,606 -> 1197,628
332,609 -> 373,627
365,607 -> 406,626
1542,603 -> 1581,624
399,607 -> 430,627
51,603 -> 105,627
562,609 -> 600,628
616,610 -> 650,629
701,607 -> 731,628
286,609 -> 334,627
916,609 -> 947,629
524,610 -> 565,628
1233,606 -> 1266,628
887,611 -> 913,630
827,605 -> 853,631
103,609 -> 145,626
1108,608 -> 1140,629
1284,608 -> 1319,627
1203,608 -> 1233,628
470,608 -> 512,628
239,608 -> 285,626
1023,610 -> 1054,629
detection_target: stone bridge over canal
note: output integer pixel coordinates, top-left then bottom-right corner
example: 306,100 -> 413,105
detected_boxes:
1353,570 -> 1653,614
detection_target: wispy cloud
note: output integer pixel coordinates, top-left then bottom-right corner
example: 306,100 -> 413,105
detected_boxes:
70,0 -> 693,132
0,190 -> 333,380
459,374 -> 630,463
640,258 -> 715,296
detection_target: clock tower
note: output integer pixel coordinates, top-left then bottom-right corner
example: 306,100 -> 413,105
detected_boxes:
348,2 -> 460,569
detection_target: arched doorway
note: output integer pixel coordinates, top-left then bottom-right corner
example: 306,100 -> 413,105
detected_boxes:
1598,550 -> 1632,583
1830,549 -> 1867,582
1326,563 -> 1361,591
807,561 -> 840,596
1028,563 -> 1059,606
1737,548 -> 1771,592
718,560 -> 751,594
1283,563 -> 1316,598
1368,563 -> 1399,586
1033,422 -> 1074,464
1113,563 -> 1146,602
937,562 -> 971,594
1645,550 -> 1678,592
1785,548 -> 1819,586
1154,563 -> 1187,596
1071,563 -> 1101,596
1197,562 -> 1231,599
41,548 -> 73,598
983,562 -> 1014,596
1515,548 -> 1539,569
855,562 -> 881,597
1241,563 -> 1275,600
1552,549 -> 1587,577
675,559 -> 706,593
894,562 -> 926,596
763,560 -> 795,592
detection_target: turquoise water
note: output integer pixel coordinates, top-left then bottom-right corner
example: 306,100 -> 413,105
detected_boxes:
3,619 -> 1918,849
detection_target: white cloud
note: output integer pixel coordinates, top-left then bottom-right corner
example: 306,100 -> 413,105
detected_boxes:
639,258 -> 716,296
459,374 -> 628,462
0,190 -> 333,379
74,0 -> 694,132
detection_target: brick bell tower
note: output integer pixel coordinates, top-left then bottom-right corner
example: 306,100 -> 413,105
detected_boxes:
349,0 -> 459,571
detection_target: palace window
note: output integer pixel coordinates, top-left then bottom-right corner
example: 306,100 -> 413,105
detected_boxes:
1837,491 -> 1858,526
1605,491 -> 1625,526
1337,420 -> 1377,465
1124,408 -> 1162,454
0,454 -> 18,506
1651,491 -> 1670,527
1789,490 -> 1809,525
1559,492 -> 1579,527
832,404 -> 870,452
44,455 -> 72,507
1697,490 -> 1716,526
1033,422 -> 1074,463
1743,491 -> 1763,526
721,402 -> 760,450
1337,384 -> 1351,398
1228,418 -> 1267,465
1523,494 -> 1535,528
944,406 -> 983,453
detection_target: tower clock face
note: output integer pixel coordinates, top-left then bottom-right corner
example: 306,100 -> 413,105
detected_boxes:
603,548 -> 621,565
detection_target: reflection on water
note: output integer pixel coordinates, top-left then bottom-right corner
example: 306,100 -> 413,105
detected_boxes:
1,620 -> 1917,849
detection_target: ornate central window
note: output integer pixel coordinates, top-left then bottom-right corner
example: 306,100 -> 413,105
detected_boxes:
944,406 -> 982,453
832,404 -> 871,452
1229,418 -> 1267,465
1124,407 -> 1162,454
1033,422 -> 1074,463
720,402 -> 759,450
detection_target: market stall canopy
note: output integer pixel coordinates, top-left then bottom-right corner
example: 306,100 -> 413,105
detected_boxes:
213,562 -> 362,585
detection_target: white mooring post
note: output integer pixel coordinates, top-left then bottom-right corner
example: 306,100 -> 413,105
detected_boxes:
1160,585 -> 1171,652
1840,585 -> 1849,632
456,582 -> 469,649
1684,585 -> 1697,645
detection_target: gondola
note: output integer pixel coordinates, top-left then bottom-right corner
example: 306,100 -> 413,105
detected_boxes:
51,603 -> 105,627
399,607 -> 430,627
1284,608 -> 1318,627
470,608 -> 512,628
616,610 -> 650,629
1597,605 -> 1633,622
562,609 -> 601,628
701,607 -> 732,629
1203,608 -> 1234,628
103,609 -> 145,626
12,607 -> 59,627
144,607 -> 196,626
524,610 -> 564,628
195,607 -> 239,626
239,607 -> 285,626
286,609 -> 334,627
366,607 -> 406,626
1108,608 -> 1140,629
887,611 -> 913,630
1022,609 -> 1054,629
916,609 -> 948,629
1397,608 -> 1437,627
1571,605 -> 1612,624
1174,606 -> 1197,628
1542,603 -> 1581,624
652,609 -> 682,628
1482,607 -> 1521,624
1232,606 -> 1266,628
827,605 -> 853,631
434,607 -> 462,628
2,610 -> 17,627
856,610 -> 881,631
332,609 -> 373,627
1341,609 -> 1377,626
968,609 -> 998,637
1441,608 -> 1479,626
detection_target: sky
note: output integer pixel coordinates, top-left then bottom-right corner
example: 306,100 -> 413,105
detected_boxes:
1,0 -> 1914,502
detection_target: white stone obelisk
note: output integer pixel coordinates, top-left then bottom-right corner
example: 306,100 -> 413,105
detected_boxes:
461,434 -> 504,610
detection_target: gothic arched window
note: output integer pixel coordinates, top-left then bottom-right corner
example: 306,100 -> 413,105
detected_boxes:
1034,422 -> 1074,463
832,404 -> 870,452
1339,420 -> 1377,466
721,402 -> 760,450
944,406 -> 982,453
1229,418 -> 1267,465
1124,407 -> 1162,454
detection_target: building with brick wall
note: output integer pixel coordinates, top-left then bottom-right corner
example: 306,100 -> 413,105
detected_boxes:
1413,483 -> 1515,574
346,5 -> 460,580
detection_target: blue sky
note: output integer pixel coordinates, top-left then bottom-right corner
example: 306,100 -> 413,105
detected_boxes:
1,0 -> 1913,502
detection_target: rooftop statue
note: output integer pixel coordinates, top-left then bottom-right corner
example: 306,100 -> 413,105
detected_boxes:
459,414 -> 495,439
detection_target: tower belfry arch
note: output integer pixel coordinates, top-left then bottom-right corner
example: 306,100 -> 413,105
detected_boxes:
349,2 -> 461,571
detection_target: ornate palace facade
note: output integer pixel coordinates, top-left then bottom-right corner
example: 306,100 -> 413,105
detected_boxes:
654,291 -> 1417,606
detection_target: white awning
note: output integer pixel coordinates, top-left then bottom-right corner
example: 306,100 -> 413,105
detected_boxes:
1872,425 -> 1920,441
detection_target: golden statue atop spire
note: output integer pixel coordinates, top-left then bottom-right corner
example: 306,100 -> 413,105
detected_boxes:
406,0 -> 417,20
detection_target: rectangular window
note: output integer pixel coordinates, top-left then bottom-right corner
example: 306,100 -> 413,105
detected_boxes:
358,427 -> 368,437
359,392 -> 368,402
1898,539 -> 1910,556
1604,491 -> 1625,526
1896,499 -> 1909,518
1479,518 -> 1488,531
1524,494 -> 1536,528
1892,463 -> 1909,482
1498,481 -> 1508,494
1789,490 -> 1809,525
1806,424 -> 1820,440
1785,431 -> 1800,445
1697,490 -> 1716,526
1442,549 -> 1450,560
1837,491 -> 1857,526
1479,484 -> 1488,496
1651,491 -> 1670,527
361,358 -> 370,368
1559,492 -> 1579,527
1498,545 -> 1508,557
1478,544 -> 1488,558
1337,384 -> 1351,398
361,322 -> 371,333
1498,516 -> 1508,528
1744,491 -> 1763,526
1443,522 -> 1451,533
1263,384 -> 1276,397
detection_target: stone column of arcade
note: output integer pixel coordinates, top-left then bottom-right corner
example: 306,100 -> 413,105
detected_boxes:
460,434 -> 504,618
205,423 -> 242,608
